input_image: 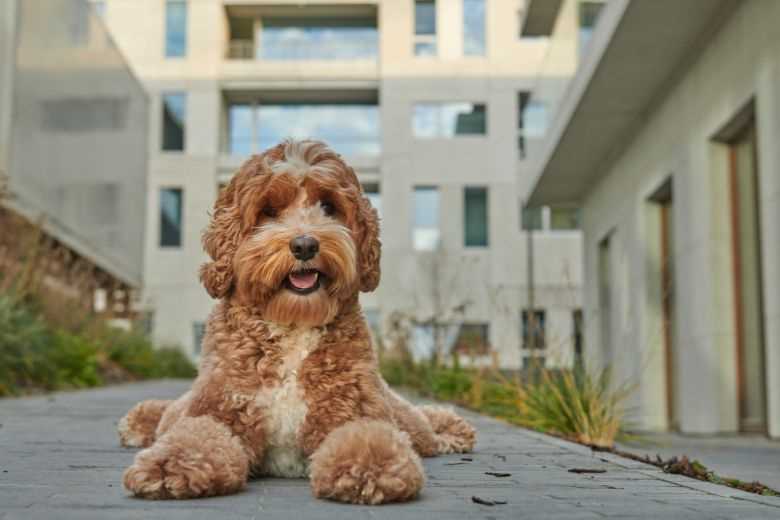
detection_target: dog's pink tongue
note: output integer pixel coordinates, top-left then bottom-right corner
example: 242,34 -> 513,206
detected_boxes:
289,271 -> 318,290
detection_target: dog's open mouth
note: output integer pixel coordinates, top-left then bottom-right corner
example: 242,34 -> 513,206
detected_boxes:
284,269 -> 322,295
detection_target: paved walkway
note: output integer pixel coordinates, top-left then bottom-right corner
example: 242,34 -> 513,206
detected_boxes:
619,432 -> 780,493
1,380 -> 779,519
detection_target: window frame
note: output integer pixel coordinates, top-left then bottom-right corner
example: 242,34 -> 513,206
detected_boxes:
161,91 -> 186,152
159,186 -> 184,248
412,185 -> 440,251
412,102 -> 487,139
414,0 -> 437,57
165,0 -> 188,58
464,186 -> 489,247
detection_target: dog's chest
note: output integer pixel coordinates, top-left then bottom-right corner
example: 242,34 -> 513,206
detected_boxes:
254,327 -> 321,478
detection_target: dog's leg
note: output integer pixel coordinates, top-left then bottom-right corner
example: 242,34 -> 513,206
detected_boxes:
382,383 -> 476,456
418,405 -> 476,454
309,419 -> 425,505
123,415 -> 250,499
118,399 -> 172,448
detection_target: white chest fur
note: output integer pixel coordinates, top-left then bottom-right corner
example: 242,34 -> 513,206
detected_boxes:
254,326 -> 321,478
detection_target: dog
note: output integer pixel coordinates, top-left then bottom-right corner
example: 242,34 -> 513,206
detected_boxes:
118,139 -> 476,504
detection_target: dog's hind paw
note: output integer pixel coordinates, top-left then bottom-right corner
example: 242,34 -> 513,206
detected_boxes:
419,405 -> 477,454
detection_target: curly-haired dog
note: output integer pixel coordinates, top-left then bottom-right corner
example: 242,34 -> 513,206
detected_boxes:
118,139 -> 476,504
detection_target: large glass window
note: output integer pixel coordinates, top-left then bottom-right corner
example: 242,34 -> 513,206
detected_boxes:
413,102 -> 486,138
414,0 -> 437,56
522,310 -> 546,350
413,186 -> 440,251
162,92 -> 186,151
165,0 -> 187,58
453,323 -> 490,356
160,188 -> 183,247
518,92 -> 549,158
227,102 -> 379,157
550,207 -> 581,230
464,187 -> 488,247
463,0 -> 486,56
259,18 -> 378,60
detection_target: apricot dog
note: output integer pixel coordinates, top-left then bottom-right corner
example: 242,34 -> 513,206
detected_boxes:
118,139 -> 476,504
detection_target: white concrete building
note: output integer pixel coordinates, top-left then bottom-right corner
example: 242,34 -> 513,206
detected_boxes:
100,0 -> 599,368
524,0 -> 780,437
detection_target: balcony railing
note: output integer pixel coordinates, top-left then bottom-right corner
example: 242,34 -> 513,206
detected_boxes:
227,39 -> 254,60
226,30 -> 378,61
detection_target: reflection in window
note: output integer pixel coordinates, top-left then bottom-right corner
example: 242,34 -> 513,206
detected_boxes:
463,0 -> 486,56
522,309 -> 546,349
464,187 -> 488,247
521,206 -> 543,231
260,18 -> 378,60
413,186 -> 440,251
414,0 -> 437,56
413,102 -> 486,138
579,2 -> 604,57
165,0 -> 187,58
453,323 -> 490,356
227,103 -> 379,156
550,207 -> 581,230
518,92 -> 548,158
162,92 -> 186,151
362,183 -> 382,219
160,188 -> 183,247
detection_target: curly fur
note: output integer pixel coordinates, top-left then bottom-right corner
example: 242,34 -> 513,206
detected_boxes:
119,139 -> 476,503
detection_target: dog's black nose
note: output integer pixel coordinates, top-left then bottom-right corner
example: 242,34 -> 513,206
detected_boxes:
290,235 -> 319,261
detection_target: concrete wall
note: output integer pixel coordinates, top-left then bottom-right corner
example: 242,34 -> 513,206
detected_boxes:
103,0 -> 584,366
581,0 -> 780,437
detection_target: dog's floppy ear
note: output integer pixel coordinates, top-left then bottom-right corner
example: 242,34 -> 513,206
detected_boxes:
356,190 -> 381,293
199,155 -> 269,299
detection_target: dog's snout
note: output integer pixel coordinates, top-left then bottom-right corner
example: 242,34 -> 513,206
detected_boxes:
290,235 -> 319,261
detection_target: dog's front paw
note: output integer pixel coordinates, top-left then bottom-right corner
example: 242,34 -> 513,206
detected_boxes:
123,416 -> 249,499
310,420 -> 424,505
419,405 -> 476,454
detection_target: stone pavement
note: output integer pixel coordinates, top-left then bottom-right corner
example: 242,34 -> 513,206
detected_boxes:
1,380 -> 779,519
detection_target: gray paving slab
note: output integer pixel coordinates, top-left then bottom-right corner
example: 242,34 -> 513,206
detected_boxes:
0,380 -> 779,519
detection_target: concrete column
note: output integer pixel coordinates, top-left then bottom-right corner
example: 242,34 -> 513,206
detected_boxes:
756,60 -> 780,439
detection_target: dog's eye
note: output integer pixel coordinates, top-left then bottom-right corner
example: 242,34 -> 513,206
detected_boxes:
320,201 -> 335,216
262,206 -> 277,218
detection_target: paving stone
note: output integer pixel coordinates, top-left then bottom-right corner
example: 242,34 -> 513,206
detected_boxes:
1,380 -> 779,519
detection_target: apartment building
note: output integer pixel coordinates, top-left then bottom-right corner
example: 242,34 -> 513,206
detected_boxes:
523,0 -> 780,437
100,0 -> 598,368
0,0 -> 147,314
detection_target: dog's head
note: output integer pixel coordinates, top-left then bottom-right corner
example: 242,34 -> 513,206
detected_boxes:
199,139 -> 380,326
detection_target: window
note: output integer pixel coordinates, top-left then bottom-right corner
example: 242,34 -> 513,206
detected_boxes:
521,206 -> 543,231
413,186 -> 440,251
411,324 -> 435,361
464,187 -> 488,247
362,183 -> 382,219
162,93 -> 186,151
193,321 -> 206,355
159,188 -> 183,247
227,102 -> 379,157
453,323 -> 490,355
518,92 -> 549,158
522,310 -> 546,350
165,0 -> 187,58
259,18 -> 378,60
413,102 -> 486,138
550,207 -> 581,230
414,0 -> 436,56
463,0 -> 485,56
579,2 -> 604,57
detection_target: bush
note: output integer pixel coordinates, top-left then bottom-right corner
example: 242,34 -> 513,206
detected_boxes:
0,293 -> 196,396
380,355 -> 634,448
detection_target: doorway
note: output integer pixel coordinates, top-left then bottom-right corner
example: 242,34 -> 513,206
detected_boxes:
728,121 -> 767,433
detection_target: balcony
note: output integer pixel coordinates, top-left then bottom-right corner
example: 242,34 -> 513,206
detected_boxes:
221,4 -> 379,82
219,89 -> 380,175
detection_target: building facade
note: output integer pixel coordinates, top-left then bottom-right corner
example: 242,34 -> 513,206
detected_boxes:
524,0 -> 780,437
101,0 -> 597,368
0,0 -> 147,313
